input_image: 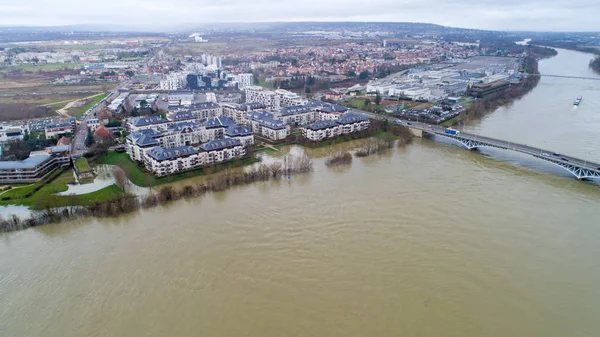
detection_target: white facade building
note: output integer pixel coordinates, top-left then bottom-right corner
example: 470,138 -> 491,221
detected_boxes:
234,73 -> 254,90
160,72 -> 187,91
302,113 -> 370,142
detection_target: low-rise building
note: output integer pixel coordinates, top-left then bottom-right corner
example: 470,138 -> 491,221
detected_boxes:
168,92 -> 195,107
126,129 -> 160,161
224,125 -> 254,147
189,102 -> 223,121
301,120 -> 342,141
128,116 -> 169,132
144,146 -> 204,177
0,145 -> 70,183
0,124 -> 27,143
86,118 -> 100,131
301,113 -> 370,142
44,118 -> 74,139
158,122 -> 203,148
275,105 -> 316,126
202,116 -> 236,142
316,104 -> 348,121
199,138 -> 246,165
246,111 -> 291,141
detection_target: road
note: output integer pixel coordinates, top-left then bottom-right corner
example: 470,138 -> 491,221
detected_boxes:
71,80 -> 131,158
348,108 -> 600,174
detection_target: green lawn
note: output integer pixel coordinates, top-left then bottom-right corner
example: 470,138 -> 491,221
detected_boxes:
33,184 -> 125,209
0,169 -> 124,209
74,158 -> 91,173
257,80 -> 275,89
0,63 -> 84,73
97,151 -> 259,187
67,92 -> 109,118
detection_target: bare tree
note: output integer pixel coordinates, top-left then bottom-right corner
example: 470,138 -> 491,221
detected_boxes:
113,166 -> 129,193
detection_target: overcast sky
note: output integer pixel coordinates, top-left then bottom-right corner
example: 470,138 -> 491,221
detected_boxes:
1,0 -> 598,32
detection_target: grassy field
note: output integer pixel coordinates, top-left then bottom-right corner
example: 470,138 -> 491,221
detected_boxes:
257,79 -> 275,90
98,151 -> 259,187
67,92 -> 108,118
0,63 -> 84,74
0,169 -> 124,209
74,158 -> 91,173
344,98 -> 385,112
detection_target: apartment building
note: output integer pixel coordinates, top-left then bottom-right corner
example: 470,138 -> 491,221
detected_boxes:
246,111 -> 290,141
245,86 -> 280,109
157,122 -> 203,148
302,113 -> 370,142
301,120 -> 342,141
189,102 -> 223,121
144,146 -> 204,177
0,145 -> 70,183
159,72 -> 187,91
224,125 -> 254,147
275,105 -> 316,126
126,129 -> 161,161
316,104 -> 348,121
44,118 -> 74,139
245,86 -> 307,109
234,73 -> 254,89
0,124 -> 27,143
221,102 -> 266,125
199,138 -> 245,165
127,116 -> 170,132
202,116 -> 236,142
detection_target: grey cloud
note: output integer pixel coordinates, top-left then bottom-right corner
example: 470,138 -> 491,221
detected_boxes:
0,0 -> 597,31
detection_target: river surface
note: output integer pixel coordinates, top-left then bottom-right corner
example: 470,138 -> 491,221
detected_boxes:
2,48 -> 600,337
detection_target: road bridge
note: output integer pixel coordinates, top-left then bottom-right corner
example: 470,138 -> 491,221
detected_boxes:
406,123 -> 600,180
528,74 -> 600,81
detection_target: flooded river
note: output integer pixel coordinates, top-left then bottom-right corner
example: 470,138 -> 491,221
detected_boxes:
1,48 -> 600,337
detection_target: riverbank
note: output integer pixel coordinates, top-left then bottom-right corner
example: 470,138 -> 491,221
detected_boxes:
446,46 -> 557,127
529,40 -> 600,75
0,153 -> 315,232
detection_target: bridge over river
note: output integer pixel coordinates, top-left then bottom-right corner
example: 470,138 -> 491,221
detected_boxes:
403,122 -> 600,181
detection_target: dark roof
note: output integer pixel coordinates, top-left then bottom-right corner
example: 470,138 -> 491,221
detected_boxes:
337,113 -> 369,125
199,138 -> 242,152
136,134 -> 158,146
318,104 -> 348,113
132,115 -> 167,127
0,154 -> 51,170
203,116 -> 236,129
280,105 -> 312,116
305,120 -> 339,131
167,121 -> 199,132
246,111 -> 287,130
238,102 -> 267,111
225,125 -> 252,137
190,102 -> 219,110
167,110 -> 194,121
146,146 -> 198,161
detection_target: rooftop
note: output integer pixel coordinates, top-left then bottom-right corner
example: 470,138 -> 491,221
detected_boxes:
305,120 -> 339,131
146,146 -> 198,161
0,154 -> 51,170
225,125 -> 252,137
132,115 -> 167,127
203,116 -> 236,129
199,138 -> 242,152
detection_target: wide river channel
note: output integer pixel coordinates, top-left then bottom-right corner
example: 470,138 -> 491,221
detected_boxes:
2,48 -> 600,337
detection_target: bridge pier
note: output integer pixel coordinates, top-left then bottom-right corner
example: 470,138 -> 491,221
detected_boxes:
408,127 -> 423,138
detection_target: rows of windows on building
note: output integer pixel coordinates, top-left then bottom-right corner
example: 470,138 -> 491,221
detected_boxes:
159,67 -> 254,91
124,89 -> 370,176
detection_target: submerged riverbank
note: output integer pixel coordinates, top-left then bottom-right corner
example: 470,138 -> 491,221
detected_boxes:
447,46 -> 557,127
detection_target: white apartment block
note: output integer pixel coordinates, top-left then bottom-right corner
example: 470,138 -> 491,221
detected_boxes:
127,116 -> 170,132
189,102 -> 223,121
199,138 -> 246,165
275,106 -> 316,126
245,86 -> 280,109
275,89 -> 307,107
157,122 -> 204,148
302,113 -> 370,142
234,73 -> 254,89
144,146 -> 205,177
160,72 -> 187,91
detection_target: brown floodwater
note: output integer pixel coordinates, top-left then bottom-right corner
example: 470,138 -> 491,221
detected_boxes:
1,47 -> 600,337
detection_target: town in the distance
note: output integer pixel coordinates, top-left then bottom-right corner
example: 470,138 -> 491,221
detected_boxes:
0,23 -> 599,216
